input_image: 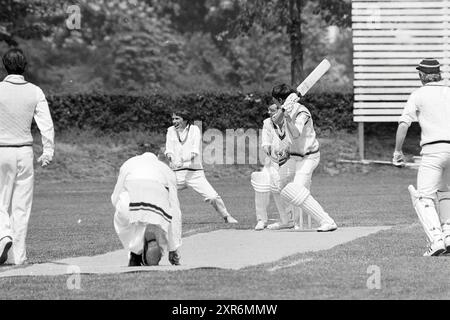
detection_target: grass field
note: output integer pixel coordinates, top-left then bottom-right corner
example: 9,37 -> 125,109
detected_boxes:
1,166 -> 449,300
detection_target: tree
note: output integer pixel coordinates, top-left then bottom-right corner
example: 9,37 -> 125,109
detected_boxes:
231,0 -> 351,86
229,25 -> 290,91
0,0 -> 66,46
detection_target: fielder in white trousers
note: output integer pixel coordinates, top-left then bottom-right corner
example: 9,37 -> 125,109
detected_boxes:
0,49 -> 55,266
111,152 -> 182,266
165,114 -> 238,223
394,58 -> 450,256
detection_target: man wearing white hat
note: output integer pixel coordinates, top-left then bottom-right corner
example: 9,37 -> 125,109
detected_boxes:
393,58 -> 450,256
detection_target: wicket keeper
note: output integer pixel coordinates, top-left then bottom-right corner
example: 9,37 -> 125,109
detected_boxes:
251,104 -> 299,231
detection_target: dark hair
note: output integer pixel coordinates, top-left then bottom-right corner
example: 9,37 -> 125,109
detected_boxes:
419,71 -> 442,84
2,48 -> 27,75
271,83 -> 296,102
172,108 -> 192,125
136,142 -> 162,155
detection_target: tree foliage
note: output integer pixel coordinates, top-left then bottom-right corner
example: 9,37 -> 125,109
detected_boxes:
0,0 -> 352,94
0,0 -> 66,46
228,0 -> 351,84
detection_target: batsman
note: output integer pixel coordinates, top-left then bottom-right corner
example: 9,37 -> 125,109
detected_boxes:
268,82 -> 338,232
393,58 -> 450,256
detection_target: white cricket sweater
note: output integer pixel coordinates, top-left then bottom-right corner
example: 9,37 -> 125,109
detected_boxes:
0,75 -> 54,155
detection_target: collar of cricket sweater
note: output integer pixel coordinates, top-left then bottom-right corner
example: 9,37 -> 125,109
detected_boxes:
282,93 -> 301,114
425,80 -> 447,87
3,74 -> 27,84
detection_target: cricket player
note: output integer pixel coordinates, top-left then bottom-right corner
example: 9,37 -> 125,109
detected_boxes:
111,144 -> 182,266
269,84 -> 337,232
393,58 -> 450,256
251,104 -> 298,231
165,110 -> 238,224
0,48 -> 54,266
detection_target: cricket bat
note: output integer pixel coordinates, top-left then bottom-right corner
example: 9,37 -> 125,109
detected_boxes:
296,59 -> 331,96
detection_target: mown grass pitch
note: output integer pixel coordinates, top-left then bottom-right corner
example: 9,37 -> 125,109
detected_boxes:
1,168 -> 449,300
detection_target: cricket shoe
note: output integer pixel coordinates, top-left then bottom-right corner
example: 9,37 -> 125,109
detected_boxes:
443,224 -> 450,254
169,250 -> 181,266
254,221 -> 267,231
128,252 -> 144,267
0,236 -> 12,265
224,215 -> 238,224
317,222 -> 338,232
443,235 -> 450,254
423,238 -> 446,257
267,221 -> 294,230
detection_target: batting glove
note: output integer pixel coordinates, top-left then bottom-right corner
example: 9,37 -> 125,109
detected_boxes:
392,151 -> 405,167
277,150 -> 291,166
169,250 -> 181,266
37,153 -> 53,167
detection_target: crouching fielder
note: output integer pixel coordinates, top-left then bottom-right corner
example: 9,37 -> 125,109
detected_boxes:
393,58 -> 450,256
269,84 -> 337,232
111,145 -> 182,266
165,110 -> 238,224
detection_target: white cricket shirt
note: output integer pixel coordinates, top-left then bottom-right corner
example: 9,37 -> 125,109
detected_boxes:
111,152 -> 178,231
165,124 -> 203,170
399,80 -> 450,153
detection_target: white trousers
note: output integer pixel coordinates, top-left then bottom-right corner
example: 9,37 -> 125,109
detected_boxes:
114,192 -> 182,255
0,146 -> 34,265
417,152 -> 450,225
175,170 -> 218,200
417,153 -> 450,197
175,169 -> 230,217
279,153 -> 319,191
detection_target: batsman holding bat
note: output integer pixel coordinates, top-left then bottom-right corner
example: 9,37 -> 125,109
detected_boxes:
393,58 -> 450,256
269,83 -> 337,232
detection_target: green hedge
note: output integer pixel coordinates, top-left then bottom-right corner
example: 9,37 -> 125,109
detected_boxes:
47,92 -> 355,133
